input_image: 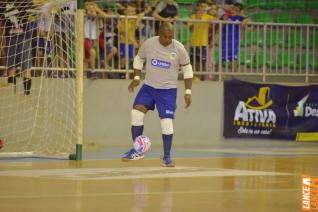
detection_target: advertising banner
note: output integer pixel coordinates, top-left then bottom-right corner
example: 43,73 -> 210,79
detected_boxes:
223,79 -> 318,141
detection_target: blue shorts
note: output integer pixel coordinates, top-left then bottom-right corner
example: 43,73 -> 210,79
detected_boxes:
120,43 -> 134,60
99,45 -> 113,61
134,84 -> 177,119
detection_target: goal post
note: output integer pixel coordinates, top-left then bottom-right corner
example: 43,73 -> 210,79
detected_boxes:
74,0 -> 84,161
0,0 -> 84,160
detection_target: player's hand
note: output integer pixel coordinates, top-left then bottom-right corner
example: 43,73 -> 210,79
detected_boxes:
128,80 -> 140,93
184,94 -> 192,108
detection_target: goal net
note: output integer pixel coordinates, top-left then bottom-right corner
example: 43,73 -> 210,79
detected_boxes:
0,0 -> 82,158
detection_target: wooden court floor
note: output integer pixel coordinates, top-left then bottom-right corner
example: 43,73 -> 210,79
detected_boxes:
1,151 -> 318,212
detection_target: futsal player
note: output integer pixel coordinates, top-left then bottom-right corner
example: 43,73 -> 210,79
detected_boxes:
121,22 -> 193,167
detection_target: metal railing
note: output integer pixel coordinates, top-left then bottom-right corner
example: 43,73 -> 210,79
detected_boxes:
0,14 -> 317,82
92,15 -> 318,82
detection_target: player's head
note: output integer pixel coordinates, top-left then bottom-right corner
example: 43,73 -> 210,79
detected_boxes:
158,22 -> 173,47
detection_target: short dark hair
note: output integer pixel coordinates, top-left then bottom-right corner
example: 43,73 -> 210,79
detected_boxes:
159,22 -> 173,34
233,2 -> 244,10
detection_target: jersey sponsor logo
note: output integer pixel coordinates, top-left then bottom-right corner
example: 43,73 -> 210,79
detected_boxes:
165,110 -> 174,115
170,52 -> 176,60
151,59 -> 171,69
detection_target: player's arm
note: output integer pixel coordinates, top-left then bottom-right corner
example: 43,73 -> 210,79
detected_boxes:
128,55 -> 144,93
181,63 -> 193,108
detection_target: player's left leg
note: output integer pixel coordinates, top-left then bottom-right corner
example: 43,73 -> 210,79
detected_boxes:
161,118 -> 175,167
155,88 -> 177,167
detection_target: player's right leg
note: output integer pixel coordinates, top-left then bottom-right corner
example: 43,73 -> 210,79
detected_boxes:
122,85 -> 154,161
122,105 -> 147,161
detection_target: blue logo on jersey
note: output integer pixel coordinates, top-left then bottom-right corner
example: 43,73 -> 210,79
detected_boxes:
151,59 -> 171,69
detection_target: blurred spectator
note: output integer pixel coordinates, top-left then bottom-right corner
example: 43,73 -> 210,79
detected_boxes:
152,0 -> 179,35
84,0 -> 107,76
98,6 -> 118,71
0,20 -> 5,67
99,30 -> 118,70
0,0 -> 34,95
189,0 -> 217,80
221,2 -> 248,71
36,1 -> 53,67
207,3 -> 219,17
52,0 -> 77,71
135,0 -> 156,41
119,2 -> 142,70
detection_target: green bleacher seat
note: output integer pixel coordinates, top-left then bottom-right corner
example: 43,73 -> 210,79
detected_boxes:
239,50 -> 253,67
271,52 -> 297,69
266,30 -> 284,47
246,0 -> 260,9
180,26 -> 191,44
176,0 -> 198,4
260,0 -> 284,10
253,52 -> 272,68
243,30 -> 264,47
308,34 -> 318,48
276,13 -> 294,23
253,12 -> 273,23
297,53 -> 318,70
213,50 -> 219,64
285,31 -> 305,48
297,15 -> 315,24
179,8 -> 191,19
282,1 -> 306,10
307,0 -> 318,9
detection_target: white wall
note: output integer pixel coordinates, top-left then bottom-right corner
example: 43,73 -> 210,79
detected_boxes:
84,79 -> 224,146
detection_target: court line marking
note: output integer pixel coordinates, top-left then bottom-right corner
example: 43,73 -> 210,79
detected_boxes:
189,148 -> 318,155
0,166 -> 293,180
0,188 -> 301,199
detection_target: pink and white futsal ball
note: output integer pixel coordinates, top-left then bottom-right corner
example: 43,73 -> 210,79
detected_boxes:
133,135 -> 151,154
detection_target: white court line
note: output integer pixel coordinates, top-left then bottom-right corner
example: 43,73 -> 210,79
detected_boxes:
190,148 -> 318,155
0,188 -> 301,199
0,166 -> 293,180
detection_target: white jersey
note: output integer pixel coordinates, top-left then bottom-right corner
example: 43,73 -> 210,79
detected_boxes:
138,36 -> 190,89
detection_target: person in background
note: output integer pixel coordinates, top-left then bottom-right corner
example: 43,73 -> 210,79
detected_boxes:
152,0 -> 179,34
98,6 -> 118,71
189,0 -> 217,81
119,2 -> 143,70
0,0 -> 34,95
99,30 -> 118,70
84,0 -> 107,79
221,2 -> 248,72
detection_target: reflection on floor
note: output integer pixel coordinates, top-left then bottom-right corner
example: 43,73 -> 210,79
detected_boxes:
0,141 -> 318,212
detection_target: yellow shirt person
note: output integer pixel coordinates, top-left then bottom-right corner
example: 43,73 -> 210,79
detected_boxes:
189,13 -> 216,47
119,18 -> 137,45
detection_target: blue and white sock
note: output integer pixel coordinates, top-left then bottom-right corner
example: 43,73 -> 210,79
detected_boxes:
131,125 -> 144,141
162,134 -> 173,158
